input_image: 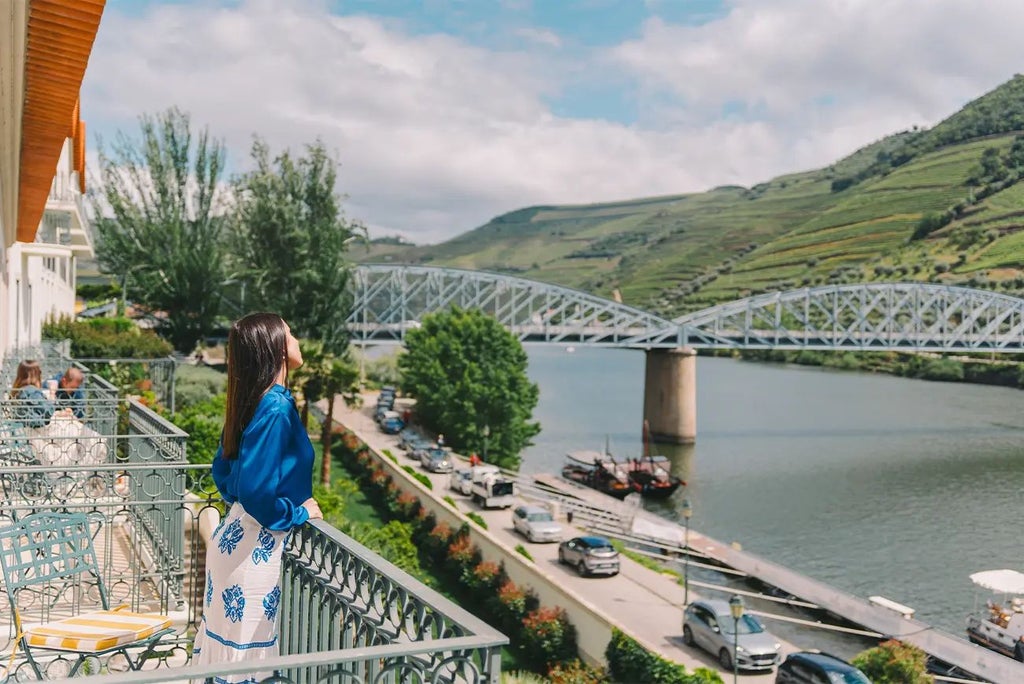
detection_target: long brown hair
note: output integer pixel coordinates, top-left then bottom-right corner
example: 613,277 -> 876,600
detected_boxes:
12,360 -> 43,396
221,313 -> 289,460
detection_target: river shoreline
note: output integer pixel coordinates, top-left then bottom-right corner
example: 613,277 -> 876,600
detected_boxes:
718,348 -> 1024,390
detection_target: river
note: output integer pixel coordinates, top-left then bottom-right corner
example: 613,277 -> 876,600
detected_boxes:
519,345 -> 1024,636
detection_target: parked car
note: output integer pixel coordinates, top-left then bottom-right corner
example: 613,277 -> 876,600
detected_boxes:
449,467 -> 473,495
407,439 -> 435,459
398,429 -> 422,451
682,599 -> 782,672
420,448 -> 453,473
380,416 -> 404,434
374,404 -> 392,422
775,652 -> 871,684
557,536 -> 619,576
512,505 -> 563,543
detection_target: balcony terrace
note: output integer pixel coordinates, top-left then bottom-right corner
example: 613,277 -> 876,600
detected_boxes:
0,350 -> 505,683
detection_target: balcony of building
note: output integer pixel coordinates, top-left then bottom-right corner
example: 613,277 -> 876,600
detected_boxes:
0,350 -> 505,683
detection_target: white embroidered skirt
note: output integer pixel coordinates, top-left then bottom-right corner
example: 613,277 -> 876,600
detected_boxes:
193,502 -> 288,683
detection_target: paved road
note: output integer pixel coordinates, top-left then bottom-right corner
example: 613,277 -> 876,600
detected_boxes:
331,394 -> 807,682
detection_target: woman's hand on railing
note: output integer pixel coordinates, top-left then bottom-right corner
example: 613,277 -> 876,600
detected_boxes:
303,497 -> 323,520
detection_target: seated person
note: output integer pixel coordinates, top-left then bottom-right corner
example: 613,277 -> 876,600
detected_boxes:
52,367 -> 85,419
10,360 -> 55,428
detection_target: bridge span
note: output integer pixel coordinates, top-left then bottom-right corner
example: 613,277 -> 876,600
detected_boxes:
348,265 -> 1024,442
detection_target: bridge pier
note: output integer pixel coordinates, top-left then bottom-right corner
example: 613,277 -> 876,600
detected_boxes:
643,347 -> 697,444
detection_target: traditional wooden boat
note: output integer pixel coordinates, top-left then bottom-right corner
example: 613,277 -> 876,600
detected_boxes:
624,454 -> 684,499
561,450 -> 633,500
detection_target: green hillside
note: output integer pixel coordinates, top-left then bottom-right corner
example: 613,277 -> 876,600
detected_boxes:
357,75 -> 1024,317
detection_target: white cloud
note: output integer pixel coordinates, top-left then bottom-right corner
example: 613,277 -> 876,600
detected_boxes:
82,0 -> 1024,244
515,26 -> 562,48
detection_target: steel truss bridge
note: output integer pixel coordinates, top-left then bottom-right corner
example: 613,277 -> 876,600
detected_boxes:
347,264 -> 1024,353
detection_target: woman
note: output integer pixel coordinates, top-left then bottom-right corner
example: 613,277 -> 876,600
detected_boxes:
11,360 -> 55,428
193,313 -> 322,680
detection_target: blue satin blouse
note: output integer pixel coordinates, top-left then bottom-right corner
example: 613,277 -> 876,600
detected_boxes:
212,384 -> 314,531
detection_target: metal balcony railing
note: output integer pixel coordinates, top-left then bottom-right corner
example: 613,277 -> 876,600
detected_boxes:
0,355 -> 505,682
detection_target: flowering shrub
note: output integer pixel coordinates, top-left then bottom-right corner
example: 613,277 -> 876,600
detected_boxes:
521,607 -> 577,670
446,532 -> 480,575
547,659 -> 608,684
851,640 -> 933,684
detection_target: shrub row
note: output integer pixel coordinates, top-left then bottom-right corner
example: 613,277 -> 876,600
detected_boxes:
606,629 -> 721,684
335,430 -> 586,675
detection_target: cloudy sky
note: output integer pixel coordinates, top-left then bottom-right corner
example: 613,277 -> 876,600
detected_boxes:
82,0 -> 1024,244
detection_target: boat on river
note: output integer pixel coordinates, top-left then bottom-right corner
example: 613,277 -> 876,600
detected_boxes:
966,569 -> 1024,661
561,450 -> 633,499
622,454 -> 684,499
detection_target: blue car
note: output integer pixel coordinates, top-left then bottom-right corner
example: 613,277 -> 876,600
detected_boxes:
381,417 -> 405,435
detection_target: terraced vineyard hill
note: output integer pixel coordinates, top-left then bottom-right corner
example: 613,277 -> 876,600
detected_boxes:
358,75 -> 1024,317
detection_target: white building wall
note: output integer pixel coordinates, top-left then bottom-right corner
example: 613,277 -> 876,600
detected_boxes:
3,139 -> 90,354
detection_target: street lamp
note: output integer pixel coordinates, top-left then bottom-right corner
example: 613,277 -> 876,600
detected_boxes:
728,594 -> 744,684
482,424 -> 490,462
681,499 -> 693,608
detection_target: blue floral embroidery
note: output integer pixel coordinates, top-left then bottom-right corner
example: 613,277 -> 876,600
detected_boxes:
252,528 -> 275,565
223,584 -> 245,623
205,570 -> 213,607
211,516 -> 225,540
263,586 -> 281,621
218,519 -> 244,555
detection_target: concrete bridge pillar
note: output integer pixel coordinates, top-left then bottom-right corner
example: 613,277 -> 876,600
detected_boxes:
643,347 -> 697,444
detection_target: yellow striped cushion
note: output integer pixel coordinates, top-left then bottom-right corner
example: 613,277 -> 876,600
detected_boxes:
25,609 -> 171,653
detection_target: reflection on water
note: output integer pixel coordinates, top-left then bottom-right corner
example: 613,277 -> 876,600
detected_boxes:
521,344 -> 1024,635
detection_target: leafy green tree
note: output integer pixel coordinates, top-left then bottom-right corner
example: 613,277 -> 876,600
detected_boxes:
293,339 -> 359,485
229,138 -> 364,354
92,107 -> 229,352
399,307 -> 540,469
851,640 -> 933,684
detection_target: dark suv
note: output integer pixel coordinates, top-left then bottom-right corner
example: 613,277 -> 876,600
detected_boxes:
776,652 -> 872,684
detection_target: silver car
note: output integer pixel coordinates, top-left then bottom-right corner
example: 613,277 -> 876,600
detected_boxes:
557,536 -> 619,576
512,505 -> 563,543
682,599 -> 781,672
420,448 -> 453,473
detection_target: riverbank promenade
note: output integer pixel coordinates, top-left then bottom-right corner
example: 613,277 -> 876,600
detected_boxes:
329,396 -> 806,682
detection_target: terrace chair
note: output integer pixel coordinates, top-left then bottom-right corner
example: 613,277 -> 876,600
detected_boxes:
0,512 -> 174,679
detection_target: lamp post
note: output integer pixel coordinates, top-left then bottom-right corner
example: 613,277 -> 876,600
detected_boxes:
482,424 -> 490,462
681,499 -> 693,608
728,594 -> 744,684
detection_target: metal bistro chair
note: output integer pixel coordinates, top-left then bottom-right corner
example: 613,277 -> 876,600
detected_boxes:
0,512 -> 174,679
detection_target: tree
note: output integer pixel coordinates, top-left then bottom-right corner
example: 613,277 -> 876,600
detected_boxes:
851,640 -> 933,684
293,340 -> 359,485
399,307 -> 540,469
92,108 -> 229,352
229,138 -> 364,354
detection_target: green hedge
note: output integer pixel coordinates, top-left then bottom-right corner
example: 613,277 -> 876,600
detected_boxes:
43,315 -> 173,358
606,629 -> 722,684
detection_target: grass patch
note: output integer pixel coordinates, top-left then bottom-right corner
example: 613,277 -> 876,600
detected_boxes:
443,495 -> 458,508
382,448 -> 397,463
514,544 -> 534,562
611,540 -> 681,578
466,512 -> 488,529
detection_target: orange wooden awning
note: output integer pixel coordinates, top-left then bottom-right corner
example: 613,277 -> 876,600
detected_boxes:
16,0 -> 105,242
